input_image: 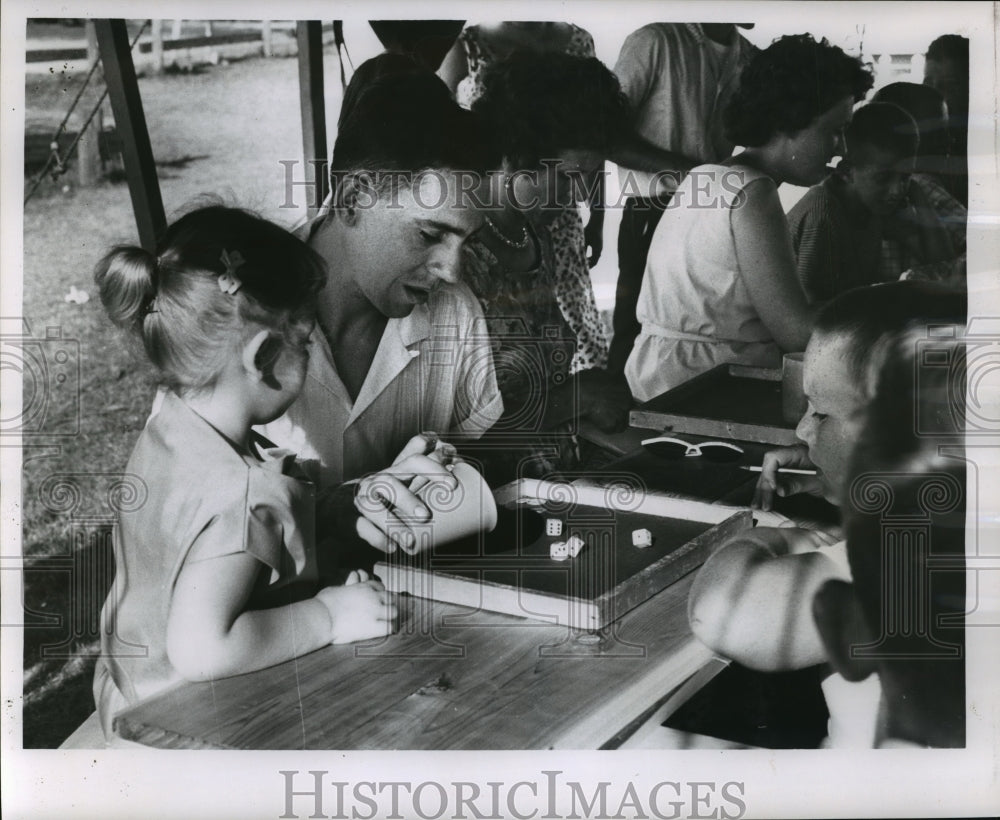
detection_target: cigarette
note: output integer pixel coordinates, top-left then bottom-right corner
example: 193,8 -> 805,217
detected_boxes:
741,465 -> 818,475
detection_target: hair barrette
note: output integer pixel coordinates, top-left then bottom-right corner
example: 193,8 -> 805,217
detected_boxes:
218,249 -> 245,295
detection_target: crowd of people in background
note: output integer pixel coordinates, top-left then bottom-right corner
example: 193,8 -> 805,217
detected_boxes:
90,20 -> 972,750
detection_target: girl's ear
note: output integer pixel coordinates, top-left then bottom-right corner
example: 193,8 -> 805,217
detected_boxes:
241,329 -> 272,381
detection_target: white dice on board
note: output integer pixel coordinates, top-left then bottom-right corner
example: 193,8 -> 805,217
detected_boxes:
546,518 -> 563,537
632,528 -> 653,548
566,535 -> 585,557
550,541 -> 569,561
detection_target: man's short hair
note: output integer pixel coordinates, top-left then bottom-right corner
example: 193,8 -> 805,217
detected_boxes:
330,55 -> 500,201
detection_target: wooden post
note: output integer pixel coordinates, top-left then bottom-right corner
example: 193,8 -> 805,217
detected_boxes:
261,20 -> 273,57
171,19 -> 182,39
95,19 -> 166,251
77,21 -> 102,186
296,21 -> 328,210
149,18 -> 164,75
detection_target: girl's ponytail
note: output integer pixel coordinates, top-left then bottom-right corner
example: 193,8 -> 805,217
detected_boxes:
94,245 -> 158,334
94,204 -> 326,393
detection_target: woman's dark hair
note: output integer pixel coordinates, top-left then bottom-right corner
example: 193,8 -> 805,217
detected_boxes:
724,34 -> 874,147
472,51 -> 630,167
331,55 -> 500,200
845,102 -> 919,163
95,204 -> 327,393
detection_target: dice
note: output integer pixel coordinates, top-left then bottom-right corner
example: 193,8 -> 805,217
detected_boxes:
546,518 -> 563,537
566,535 -> 585,557
550,541 -> 569,561
632,528 -> 653,548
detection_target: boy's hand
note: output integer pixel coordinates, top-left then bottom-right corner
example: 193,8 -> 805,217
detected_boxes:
752,444 -> 824,511
315,580 -> 397,644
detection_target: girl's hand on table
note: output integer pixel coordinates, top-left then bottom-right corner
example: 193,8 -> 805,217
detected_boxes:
315,580 -> 397,644
752,444 -> 824,511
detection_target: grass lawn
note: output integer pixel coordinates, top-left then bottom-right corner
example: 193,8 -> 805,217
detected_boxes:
19,44 -> 344,747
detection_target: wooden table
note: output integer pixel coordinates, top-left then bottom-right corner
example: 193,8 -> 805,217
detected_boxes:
114,571 -> 713,749
113,433 -> 837,750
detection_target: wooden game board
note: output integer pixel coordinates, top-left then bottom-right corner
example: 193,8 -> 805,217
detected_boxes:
629,364 -> 799,445
375,479 -> 751,630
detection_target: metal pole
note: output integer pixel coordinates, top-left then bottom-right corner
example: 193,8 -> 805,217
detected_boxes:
94,19 -> 166,251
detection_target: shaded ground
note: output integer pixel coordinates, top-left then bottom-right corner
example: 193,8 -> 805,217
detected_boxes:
19,42 -> 344,747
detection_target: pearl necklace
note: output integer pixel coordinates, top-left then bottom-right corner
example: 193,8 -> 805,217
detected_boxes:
484,214 -> 531,250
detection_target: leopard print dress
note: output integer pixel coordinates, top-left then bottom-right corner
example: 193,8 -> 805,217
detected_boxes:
455,23 -> 610,373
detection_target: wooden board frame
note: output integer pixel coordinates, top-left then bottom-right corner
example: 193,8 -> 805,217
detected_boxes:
629,363 -> 800,445
376,479 -> 751,631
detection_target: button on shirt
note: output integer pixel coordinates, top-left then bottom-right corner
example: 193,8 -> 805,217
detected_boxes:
258,281 -> 503,487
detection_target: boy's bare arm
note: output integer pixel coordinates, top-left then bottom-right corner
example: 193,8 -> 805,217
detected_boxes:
688,527 -> 848,671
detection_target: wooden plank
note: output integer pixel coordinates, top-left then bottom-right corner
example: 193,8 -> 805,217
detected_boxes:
494,479 -> 745,523
113,571 -> 713,750
26,47 -> 88,63
600,656 -> 730,748
596,505 -> 749,623
629,363 -> 799,445
94,19 -> 165,252
377,563 -> 603,629
629,410 -> 800,446
296,20 -> 328,210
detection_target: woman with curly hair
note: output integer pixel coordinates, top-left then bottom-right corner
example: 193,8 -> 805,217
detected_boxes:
626,35 -> 874,401
464,50 -> 633,482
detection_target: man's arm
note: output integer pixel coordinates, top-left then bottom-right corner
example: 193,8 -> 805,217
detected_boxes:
609,132 -> 697,198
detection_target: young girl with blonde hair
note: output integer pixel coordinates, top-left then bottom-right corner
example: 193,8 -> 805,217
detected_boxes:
92,205 -> 396,738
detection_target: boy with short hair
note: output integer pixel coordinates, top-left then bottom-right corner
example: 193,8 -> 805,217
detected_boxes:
813,327 -> 966,748
689,281 -> 966,671
687,282 -> 967,747
788,102 -> 961,304
787,102 -> 918,303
